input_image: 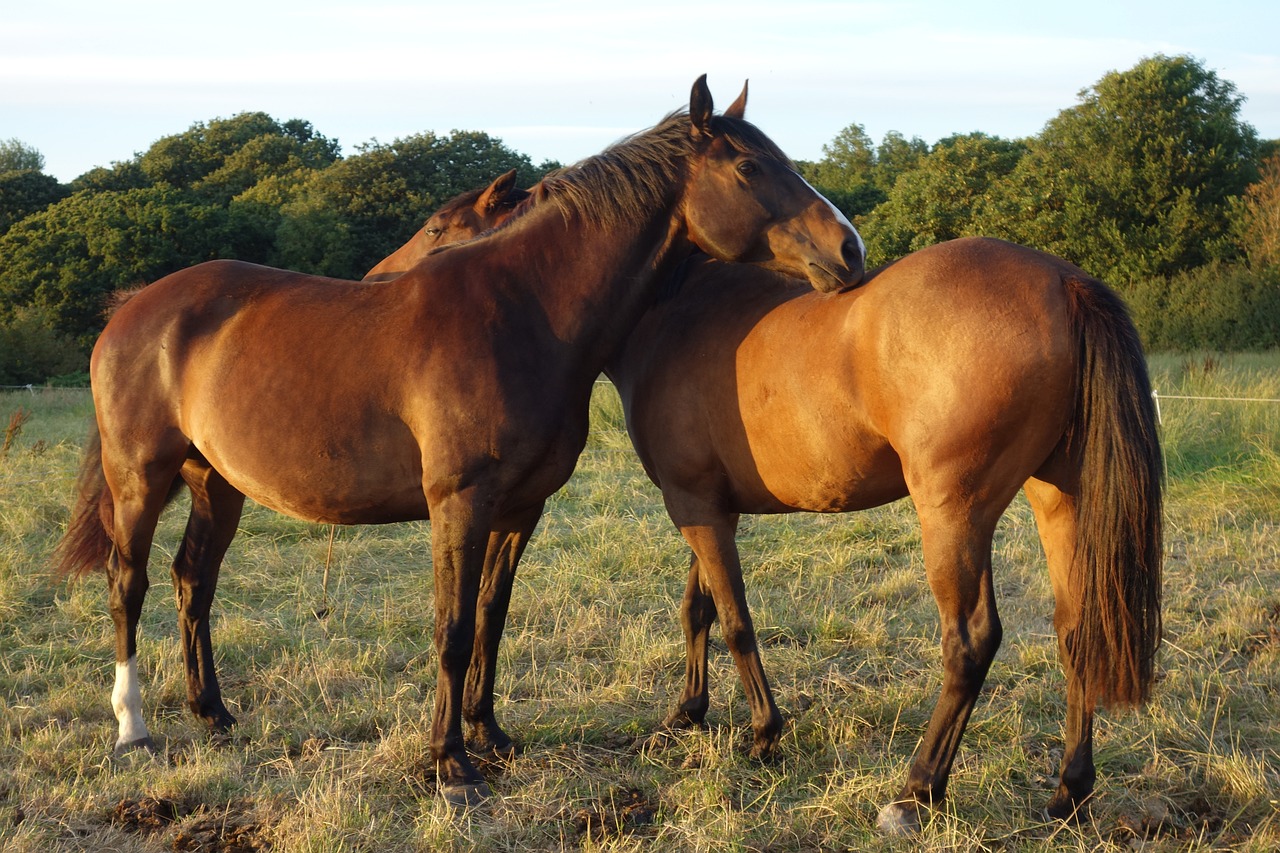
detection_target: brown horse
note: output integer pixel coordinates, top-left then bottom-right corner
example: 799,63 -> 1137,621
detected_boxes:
53,76 -> 866,807
361,185 -> 1161,832
609,244 -> 1162,832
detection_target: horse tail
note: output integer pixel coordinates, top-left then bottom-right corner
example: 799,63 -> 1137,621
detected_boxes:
53,423 -> 116,579
1063,274 -> 1163,709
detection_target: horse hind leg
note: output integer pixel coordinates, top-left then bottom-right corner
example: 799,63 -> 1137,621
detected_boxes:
171,458 -> 246,735
102,453 -> 186,756
1024,476 -> 1095,821
676,512 -> 782,758
665,551 -> 718,730
877,503 -> 1003,834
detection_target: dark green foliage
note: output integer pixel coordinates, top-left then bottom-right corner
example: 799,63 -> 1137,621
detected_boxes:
861,133 -> 1026,265
0,308 -> 85,386
271,130 -> 541,278
979,54 -> 1259,282
0,55 -> 1276,385
0,170 -> 69,235
1128,263 -> 1280,352
0,186 -> 237,346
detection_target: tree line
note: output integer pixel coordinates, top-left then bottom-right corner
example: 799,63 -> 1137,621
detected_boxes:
1,53 -> 1277,385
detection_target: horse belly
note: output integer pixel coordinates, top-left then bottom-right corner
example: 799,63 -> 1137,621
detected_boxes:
730,409 -> 906,513
188,405 -> 428,525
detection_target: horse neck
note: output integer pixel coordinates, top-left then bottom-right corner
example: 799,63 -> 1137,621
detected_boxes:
481,194 -> 694,377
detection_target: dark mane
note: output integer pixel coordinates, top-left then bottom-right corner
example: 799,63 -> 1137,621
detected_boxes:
547,110 -> 794,229
430,109 -> 793,257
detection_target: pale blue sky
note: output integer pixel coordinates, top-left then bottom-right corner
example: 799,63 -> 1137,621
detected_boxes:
5,1 -> 1278,182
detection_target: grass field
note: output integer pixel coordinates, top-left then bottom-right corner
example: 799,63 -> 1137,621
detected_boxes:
1,352 -> 1278,851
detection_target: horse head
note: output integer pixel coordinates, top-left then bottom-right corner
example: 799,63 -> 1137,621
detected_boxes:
680,76 -> 865,293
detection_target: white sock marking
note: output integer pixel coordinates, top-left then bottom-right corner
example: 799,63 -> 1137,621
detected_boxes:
112,656 -> 150,746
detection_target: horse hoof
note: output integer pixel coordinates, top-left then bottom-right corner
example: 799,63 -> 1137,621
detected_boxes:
203,712 -> 237,734
483,741 -> 518,762
876,801 -> 922,835
113,736 -> 159,758
748,737 -> 780,761
441,781 -> 492,810
1044,794 -> 1090,824
662,708 -> 705,730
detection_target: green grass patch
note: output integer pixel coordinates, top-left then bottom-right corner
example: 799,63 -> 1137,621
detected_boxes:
2,358 -> 1278,851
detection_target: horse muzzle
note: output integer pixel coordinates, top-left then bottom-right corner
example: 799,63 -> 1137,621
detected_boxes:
806,235 -> 866,293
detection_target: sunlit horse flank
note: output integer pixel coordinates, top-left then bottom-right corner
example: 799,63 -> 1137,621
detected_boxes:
376,187 -> 1163,832
54,76 -> 864,808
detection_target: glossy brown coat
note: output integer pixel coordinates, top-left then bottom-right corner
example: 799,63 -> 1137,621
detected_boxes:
609,242 -> 1162,831
54,77 -> 865,807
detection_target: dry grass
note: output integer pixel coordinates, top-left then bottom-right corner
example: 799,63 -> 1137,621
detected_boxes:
1,356 -> 1278,851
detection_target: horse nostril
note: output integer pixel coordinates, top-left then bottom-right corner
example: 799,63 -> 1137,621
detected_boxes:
842,237 -> 865,271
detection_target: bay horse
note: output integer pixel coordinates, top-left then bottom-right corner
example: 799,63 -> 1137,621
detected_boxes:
361,184 -> 1161,832
53,76 -> 865,808
610,245 -> 1163,832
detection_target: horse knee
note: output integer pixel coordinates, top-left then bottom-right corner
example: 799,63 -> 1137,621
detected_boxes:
435,620 -> 476,670
718,617 -> 756,657
941,614 -> 1002,684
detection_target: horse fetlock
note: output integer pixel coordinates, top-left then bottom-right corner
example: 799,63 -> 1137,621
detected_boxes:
112,656 -> 150,746
193,700 -> 236,733
466,718 -> 516,759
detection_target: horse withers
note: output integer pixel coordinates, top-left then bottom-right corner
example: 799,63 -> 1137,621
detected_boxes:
53,76 -> 865,808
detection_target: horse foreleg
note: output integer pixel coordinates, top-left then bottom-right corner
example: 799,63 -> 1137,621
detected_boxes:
1025,476 -> 1096,821
428,489 -> 494,807
677,514 -> 782,758
664,552 -> 718,729
877,509 -> 1002,834
463,504 -> 543,758
171,461 -> 245,734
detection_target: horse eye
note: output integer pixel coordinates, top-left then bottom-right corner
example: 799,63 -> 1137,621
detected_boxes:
425,227 -> 442,237
737,161 -> 758,177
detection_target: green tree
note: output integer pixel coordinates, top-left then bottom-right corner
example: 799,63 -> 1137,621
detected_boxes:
69,161 -> 152,194
872,131 -> 929,194
983,54 -> 1260,282
0,169 -> 68,235
273,130 -> 546,277
0,307 -> 85,385
0,187 -> 235,345
861,133 -> 1026,264
0,138 -> 45,172
138,113 -> 340,202
799,123 -> 886,217
1232,153 -> 1280,269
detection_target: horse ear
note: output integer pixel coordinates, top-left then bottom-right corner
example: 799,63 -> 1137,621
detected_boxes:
689,74 -> 714,139
476,169 -> 519,212
724,80 -> 748,119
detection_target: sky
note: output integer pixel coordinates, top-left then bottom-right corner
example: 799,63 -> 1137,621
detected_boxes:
4,1 -> 1279,184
